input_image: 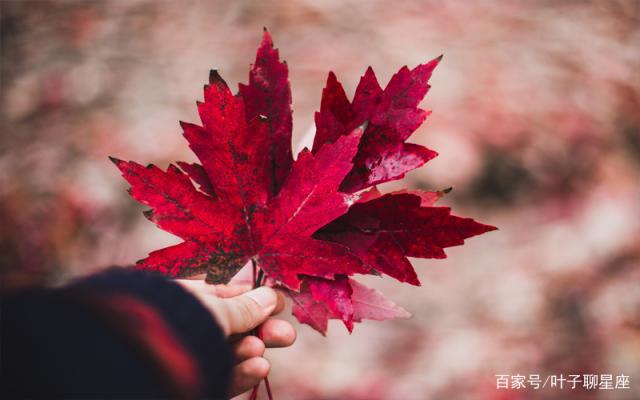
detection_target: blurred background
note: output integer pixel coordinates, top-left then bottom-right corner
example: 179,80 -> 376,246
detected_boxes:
1,1 -> 639,399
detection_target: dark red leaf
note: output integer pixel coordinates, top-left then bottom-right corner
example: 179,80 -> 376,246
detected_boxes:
315,192 -> 497,285
313,57 -> 442,192
176,162 -> 216,197
137,241 -> 246,283
114,123 -> 368,288
261,126 -> 364,239
187,71 -> 272,215
239,29 -> 293,196
110,158 -> 233,242
288,276 -> 409,335
111,33 -> 495,333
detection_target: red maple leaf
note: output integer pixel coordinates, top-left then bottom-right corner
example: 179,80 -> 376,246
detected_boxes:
111,29 -> 496,334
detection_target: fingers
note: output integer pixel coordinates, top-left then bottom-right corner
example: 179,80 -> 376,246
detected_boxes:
221,287 -> 278,335
231,319 -> 296,363
258,319 -> 296,348
232,336 -> 265,363
176,279 -> 289,340
228,357 -> 270,397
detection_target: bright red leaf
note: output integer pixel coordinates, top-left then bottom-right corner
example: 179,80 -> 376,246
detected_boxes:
315,191 -> 496,286
312,57 -> 442,193
111,30 -> 496,333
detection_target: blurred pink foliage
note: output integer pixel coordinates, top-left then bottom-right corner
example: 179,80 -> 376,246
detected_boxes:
1,1 -> 639,399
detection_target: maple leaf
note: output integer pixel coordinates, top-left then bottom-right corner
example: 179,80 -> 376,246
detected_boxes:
315,190 -> 496,286
111,29 -> 496,333
111,120 -> 369,290
312,57 -> 442,193
287,275 -> 411,335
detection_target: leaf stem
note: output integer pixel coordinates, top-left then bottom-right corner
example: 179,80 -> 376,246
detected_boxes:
256,269 -> 265,288
252,259 -> 257,288
251,258 -> 265,289
264,376 -> 273,400
248,259 -> 272,399
248,383 -> 259,400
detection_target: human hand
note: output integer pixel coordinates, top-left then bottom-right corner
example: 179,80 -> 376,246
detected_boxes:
177,280 -> 296,397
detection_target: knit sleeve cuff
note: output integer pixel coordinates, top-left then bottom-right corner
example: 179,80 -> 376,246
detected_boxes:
67,267 -> 233,399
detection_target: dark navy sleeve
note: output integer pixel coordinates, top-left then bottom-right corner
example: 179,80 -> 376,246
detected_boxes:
1,267 -> 233,400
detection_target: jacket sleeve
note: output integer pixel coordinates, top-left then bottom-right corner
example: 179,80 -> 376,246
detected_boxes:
0,267 -> 233,400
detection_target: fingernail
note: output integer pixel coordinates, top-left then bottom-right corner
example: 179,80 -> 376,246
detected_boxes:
246,287 -> 276,311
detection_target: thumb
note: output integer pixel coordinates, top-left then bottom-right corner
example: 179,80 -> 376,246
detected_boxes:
221,287 -> 278,335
